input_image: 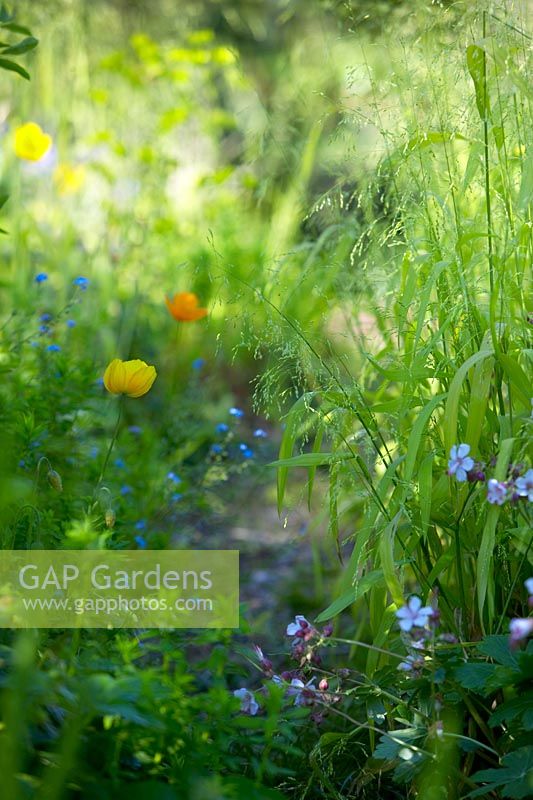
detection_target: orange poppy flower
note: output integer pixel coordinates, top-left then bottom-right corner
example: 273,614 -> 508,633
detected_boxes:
165,292 -> 208,322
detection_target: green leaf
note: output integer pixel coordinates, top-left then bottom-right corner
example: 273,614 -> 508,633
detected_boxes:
498,353 -> 531,407
403,394 -> 444,488
0,56 -> 29,79
269,452 -> 350,469
489,693 -> 533,731
418,452 -> 433,537
364,354 -> 433,382
412,259 -> 449,352
492,125 -> 504,150
454,663 -> 498,694
468,747 -> 533,799
466,44 -> 488,120
366,604 -> 397,676
425,547 -> 455,586
462,141 -> 484,191
315,569 -> 384,622
307,422 -> 324,510
329,461 -> 341,562
477,438 -> 514,630
0,23 -> 33,36
477,635 -> 519,667
339,455 -> 404,597
444,344 -> 493,455
395,250 -> 418,335
518,151 -> 533,212
373,727 -> 426,761
379,511 -> 404,606
465,356 -> 494,453
406,131 -> 468,152
0,35 -> 37,55
274,392 -> 315,515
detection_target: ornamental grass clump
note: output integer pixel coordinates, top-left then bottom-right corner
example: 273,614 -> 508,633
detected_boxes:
264,6 -> 533,796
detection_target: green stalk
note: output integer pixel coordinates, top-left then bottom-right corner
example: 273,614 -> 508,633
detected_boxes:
481,12 -> 506,419
482,11 -> 494,299
96,396 -> 124,488
495,529 -> 533,634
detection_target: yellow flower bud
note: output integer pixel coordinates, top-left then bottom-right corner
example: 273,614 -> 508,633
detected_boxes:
47,469 -> 63,492
103,358 -> 157,398
105,509 -> 116,528
14,122 -> 52,162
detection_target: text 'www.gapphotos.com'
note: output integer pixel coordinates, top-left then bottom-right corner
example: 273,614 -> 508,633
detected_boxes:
22,595 -> 214,615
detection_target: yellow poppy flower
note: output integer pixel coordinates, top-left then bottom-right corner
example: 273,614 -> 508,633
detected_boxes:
165,291 -> 208,322
103,359 -> 157,398
14,122 -> 52,162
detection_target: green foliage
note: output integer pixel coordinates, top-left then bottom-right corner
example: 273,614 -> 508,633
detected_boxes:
0,5 -> 37,80
0,629 -> 305,799
468,749 -> 533,799
0,0 -> 532,798
272,3 -> 533,644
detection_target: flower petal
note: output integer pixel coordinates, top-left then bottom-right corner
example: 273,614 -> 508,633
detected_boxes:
126,365 -> 157,398
395,607 -> 411,619
103,359 -> 123,394
398,619 -> 413,632
286,622 -> 299,636
408,596 -> 422,612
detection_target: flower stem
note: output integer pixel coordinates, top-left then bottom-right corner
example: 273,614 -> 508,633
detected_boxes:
97,397 -> 123,487
494,530 -> 533,635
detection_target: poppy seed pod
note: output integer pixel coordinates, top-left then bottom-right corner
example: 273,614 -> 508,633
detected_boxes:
47,469 -> 63,492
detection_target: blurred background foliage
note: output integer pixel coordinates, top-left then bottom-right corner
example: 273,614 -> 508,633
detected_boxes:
1,0 -> 468,409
